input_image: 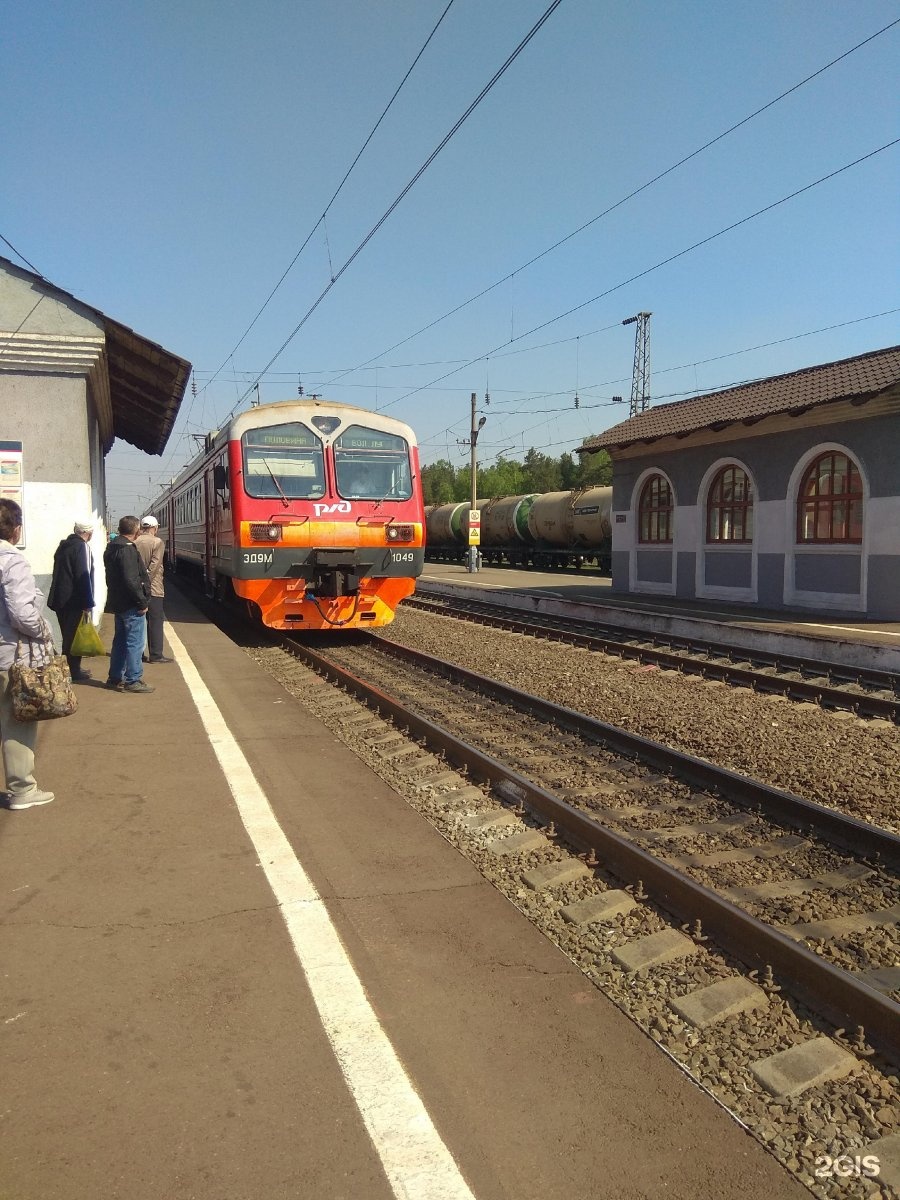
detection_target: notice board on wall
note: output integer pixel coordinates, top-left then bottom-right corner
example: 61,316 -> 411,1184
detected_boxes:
0,440 -> 25,547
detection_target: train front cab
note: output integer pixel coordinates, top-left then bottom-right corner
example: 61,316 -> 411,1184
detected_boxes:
216,410 -> 424,631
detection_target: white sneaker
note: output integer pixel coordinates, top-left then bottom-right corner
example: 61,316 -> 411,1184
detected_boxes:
9,790 -> 55,811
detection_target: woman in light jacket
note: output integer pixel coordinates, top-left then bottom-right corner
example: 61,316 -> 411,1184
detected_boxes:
0,498 -> 55,810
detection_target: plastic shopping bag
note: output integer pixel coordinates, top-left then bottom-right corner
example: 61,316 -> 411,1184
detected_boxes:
70,615 -> 106,657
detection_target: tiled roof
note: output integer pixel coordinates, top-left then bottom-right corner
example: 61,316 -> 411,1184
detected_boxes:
578,345 -> 900,453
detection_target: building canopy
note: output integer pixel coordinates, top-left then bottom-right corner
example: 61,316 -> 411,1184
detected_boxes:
0,255 -> 191,455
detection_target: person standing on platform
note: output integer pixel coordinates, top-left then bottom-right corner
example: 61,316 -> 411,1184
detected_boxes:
47,519 -> 96,682
103,516 -> 154,694
0,498 -> 55,809
134,516 -> 172,664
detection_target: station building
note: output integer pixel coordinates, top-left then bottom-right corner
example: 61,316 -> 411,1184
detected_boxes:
578,345 -> 900,620
0,254 -> 190,612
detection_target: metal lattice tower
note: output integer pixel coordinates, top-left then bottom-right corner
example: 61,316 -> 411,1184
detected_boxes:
622,311 -> 652,417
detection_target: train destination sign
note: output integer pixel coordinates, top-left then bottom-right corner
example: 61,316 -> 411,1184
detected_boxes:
248,423 -> 317,449
337,428 -> 407,452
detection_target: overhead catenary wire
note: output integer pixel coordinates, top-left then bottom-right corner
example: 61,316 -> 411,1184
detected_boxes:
188,305 -> 899,387
411,304 -> 900,456
105,299 -> 898,510
0,232 -> 41,276
182,303 -> 899,440
374,139 -> 900,413
225,0 -> 566,420
321,15 -> 900,389
193,0 -> 458,406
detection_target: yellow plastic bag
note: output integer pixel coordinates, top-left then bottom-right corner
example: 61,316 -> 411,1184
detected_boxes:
70,615 -> 106,657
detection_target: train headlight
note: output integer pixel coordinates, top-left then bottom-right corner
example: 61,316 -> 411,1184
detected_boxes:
386,523 -> 414,542
250,523 -> 282,542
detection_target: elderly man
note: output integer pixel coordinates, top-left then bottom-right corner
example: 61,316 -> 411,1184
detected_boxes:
134,515 -> 172,664
47,519 -> 96,682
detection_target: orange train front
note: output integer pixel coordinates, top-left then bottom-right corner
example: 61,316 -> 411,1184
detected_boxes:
152,400 -> 425,630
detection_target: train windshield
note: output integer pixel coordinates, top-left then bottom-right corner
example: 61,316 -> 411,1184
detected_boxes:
242,422 -> 325,500
334,425 -> 413,500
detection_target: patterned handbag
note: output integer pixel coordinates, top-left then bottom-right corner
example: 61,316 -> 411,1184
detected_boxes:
10,623 -> 78,721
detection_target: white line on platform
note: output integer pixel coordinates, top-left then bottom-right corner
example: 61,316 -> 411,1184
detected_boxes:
165,624 -> 477,1200
802,622 -> 900,638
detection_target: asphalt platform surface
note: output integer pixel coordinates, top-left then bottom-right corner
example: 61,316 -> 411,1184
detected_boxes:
1,589 -> 808,1200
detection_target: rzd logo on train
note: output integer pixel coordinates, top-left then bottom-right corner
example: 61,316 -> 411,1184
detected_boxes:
313,500 -> 352,517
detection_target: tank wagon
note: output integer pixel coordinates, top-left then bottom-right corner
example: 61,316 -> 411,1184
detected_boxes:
426,487 -> 612,572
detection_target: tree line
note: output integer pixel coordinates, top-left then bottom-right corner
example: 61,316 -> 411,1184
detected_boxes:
421,448 -> 612,506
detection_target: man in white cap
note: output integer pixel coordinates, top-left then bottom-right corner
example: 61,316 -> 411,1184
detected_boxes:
134,515 -> 172,664
47,519 -> 96,681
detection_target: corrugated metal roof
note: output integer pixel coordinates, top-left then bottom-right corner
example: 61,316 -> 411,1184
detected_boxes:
578,345 -> 900,454
0,256 -> 191,455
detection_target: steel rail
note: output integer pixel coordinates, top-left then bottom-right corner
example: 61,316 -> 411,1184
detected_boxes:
406,594 -> 900,721
374,635 -> 900,868
287,636 -> 900,1064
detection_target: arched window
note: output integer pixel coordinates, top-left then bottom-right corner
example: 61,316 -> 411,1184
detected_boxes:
707,465 -> 753,543
638,474 -> 673,543
797,452 -> 863,543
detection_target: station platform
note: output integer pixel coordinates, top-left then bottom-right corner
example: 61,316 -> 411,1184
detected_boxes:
2,589 -> 808,1200
420,563 -> 900,674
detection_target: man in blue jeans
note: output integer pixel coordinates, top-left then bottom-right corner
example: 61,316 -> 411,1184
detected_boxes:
103,516 -> 154,694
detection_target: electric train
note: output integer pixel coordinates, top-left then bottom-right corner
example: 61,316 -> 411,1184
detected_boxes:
149,400 -> 425,630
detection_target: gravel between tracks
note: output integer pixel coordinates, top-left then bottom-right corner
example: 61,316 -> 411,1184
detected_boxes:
246,640 -> 899,1200
377,608 -> 900,834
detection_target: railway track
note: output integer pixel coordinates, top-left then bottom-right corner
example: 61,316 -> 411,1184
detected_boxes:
167,567 -> 900,1195
405,592 -> 900,723
280,630 -> 900,1068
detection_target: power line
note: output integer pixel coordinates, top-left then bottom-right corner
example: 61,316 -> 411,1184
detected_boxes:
323,15 -> 900,389
193,301 -> 898,391
0,233 -> 41,275
145,300 -> 898,491
190,318 -> 623,382
195,0 -> 458,404
412,306 -> 900,456
375,138 -> 900,412
225,0 -> 566,420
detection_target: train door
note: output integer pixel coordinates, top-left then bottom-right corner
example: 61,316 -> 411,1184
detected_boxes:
204,468 -> 214,587
166,497 -> 176,568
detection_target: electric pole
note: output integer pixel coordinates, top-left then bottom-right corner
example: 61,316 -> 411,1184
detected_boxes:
457,391 -> 487,573
622,312 -> 652,418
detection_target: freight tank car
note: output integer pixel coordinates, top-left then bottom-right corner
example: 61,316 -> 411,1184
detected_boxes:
149,399 -> 425,630
426,486 -> 612,571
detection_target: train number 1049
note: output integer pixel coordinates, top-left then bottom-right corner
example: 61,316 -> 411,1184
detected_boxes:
390,551 -> 416,563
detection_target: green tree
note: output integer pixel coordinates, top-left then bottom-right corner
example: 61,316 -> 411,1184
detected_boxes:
421,445 -> 613,504
521,448 -> 561,494
477,456 -> 525,498
421,460 -> 457,505
558,452 -> 579,489
575,449 -> 613,487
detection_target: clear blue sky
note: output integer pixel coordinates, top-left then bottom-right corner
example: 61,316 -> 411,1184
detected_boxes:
3,0 -> 898,517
